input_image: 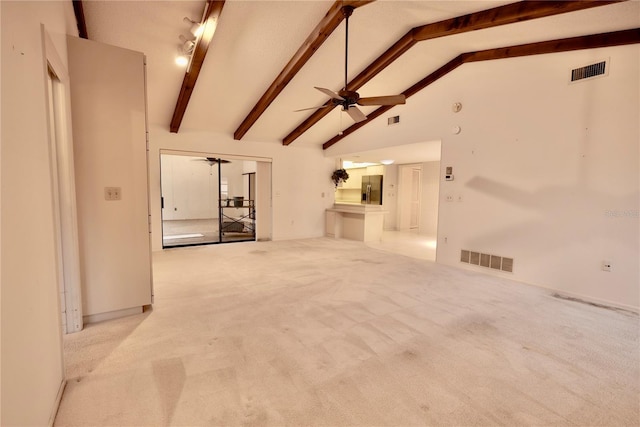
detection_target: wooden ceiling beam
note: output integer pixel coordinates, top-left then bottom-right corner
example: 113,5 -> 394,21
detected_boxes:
170,0 -> 225,133
72,0 -> 88,39
284,0 -> 624,146
467,28 -> 640,62
322,28 -> 640,150
412,1 -> 622,42
233,0 -> 375,141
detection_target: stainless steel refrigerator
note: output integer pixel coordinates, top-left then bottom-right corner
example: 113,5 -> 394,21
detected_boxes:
361,175 -> 383,205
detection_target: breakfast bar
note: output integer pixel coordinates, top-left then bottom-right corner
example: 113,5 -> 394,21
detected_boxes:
325,203 -> 386,242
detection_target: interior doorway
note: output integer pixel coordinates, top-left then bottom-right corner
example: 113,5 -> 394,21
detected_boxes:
45,33 -> 83,334
160,153 -> 258,248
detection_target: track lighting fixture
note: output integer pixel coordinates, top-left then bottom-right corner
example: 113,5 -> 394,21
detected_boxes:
175,53 -> 189,67
179,34 -> 195,54
175,29 -> 197,67
175,17 -> 203,67
183,17 -> 204,38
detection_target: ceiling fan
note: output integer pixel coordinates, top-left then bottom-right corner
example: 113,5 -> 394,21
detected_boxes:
296,5 -> 406,123
194,157 -> 231,166
193,157 -> 232,175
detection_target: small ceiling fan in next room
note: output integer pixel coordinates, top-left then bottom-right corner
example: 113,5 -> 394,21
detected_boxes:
193,157 -> 231,175
296,5 -> 406,123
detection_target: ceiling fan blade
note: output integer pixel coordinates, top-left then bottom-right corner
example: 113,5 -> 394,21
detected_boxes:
315,87 -> 344,101
357,94 -> 406,106
345,105 -> 367,123
194,157 -> 231,164
294,105 -> 328,112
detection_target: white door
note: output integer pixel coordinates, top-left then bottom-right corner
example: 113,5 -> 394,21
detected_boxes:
398,164 -> 422,231
410,168 -> 421,229
68,36 -> 152,318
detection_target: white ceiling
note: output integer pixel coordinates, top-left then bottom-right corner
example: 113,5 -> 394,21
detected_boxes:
82,0 -> 639,161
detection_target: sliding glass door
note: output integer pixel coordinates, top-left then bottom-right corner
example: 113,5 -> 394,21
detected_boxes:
160,153 -> 257,248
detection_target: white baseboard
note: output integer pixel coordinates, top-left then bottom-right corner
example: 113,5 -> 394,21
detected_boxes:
451,260 -> 639,314
550,289 -> 639,314
48,379 -> 66,427
83,306 -> 143,324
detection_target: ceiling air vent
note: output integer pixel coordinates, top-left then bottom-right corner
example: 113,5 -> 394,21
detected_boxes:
570,59 -> 608,83
388,115 -> 400,125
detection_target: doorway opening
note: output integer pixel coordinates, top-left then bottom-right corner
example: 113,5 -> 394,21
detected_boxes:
45,31 -> 83,334
160,153 -> 261,248
336,140 -> 442,261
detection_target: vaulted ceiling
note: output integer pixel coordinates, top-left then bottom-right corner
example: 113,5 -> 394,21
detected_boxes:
81,0 -> 639,153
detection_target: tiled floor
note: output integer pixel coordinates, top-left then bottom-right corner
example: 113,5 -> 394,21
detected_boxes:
365,230 -> 436,262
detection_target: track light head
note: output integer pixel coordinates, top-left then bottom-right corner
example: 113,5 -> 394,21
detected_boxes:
183,17 -> 204,38
179,34 -> 195,53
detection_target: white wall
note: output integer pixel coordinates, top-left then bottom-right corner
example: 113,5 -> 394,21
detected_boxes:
160,155 -> 253,222
327,45 -> 639,310
160,155 -> 219,221
1,1 -> 77,425
149,127 -> 336,251
67,36 -> 152,318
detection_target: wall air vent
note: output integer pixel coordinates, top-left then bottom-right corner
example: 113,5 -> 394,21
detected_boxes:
461,249 -> 513,273
570,59 -> 608,83
387,115 -> 400,125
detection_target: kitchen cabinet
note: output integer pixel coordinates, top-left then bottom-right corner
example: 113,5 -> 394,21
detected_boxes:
343,167 -> 365,189
366,165 -> 384,175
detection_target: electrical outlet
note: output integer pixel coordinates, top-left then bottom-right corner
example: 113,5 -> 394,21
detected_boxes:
104,187 -> 122,201
446,195 -> 453,202
602,261 -> 612,272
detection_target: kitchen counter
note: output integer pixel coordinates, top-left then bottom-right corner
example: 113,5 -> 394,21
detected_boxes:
326,203 -> 386,242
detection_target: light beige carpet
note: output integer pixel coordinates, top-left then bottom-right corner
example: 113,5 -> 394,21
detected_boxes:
56,238 -> 639,426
